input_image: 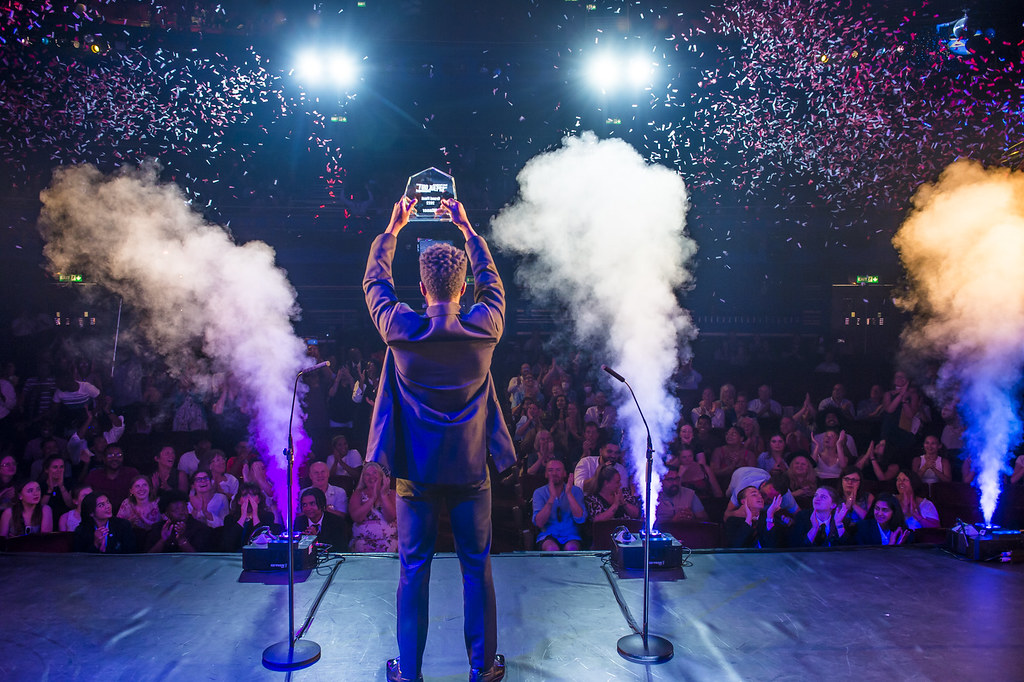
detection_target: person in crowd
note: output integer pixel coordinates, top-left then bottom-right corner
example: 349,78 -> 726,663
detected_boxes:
327,364 -> 358,432
524,429 -> 563,476
787,453 -> 818,504
730,393 -> 755,427
151,445 -> 188,495
146,490 -> 210,553
507,362 -> 535,404
227,440 -> 258,479
584,391 -> 617,431
207,449 -> 239,500
691,387 -> 723,427
856,493 -> 910,546
749,384 -> 782,424
736,415 -> 764,455
116,475 -> 162,530
188,470 -> 230,529
73,492 -> 135,553
39,455 -> 72,521
913,435 -> 953,484
710,425 -> 756,479
22,420 -> 67,472
838,468 -> 874,525
513,400 -> 546,455
790,487 -> 848,547
59,485 -> 93,532
939,403 -> 964,461
856,384 -> 885,422
723,468 -> 800,522
295,486 -> 349,550
308,460 -> 349,519
532,459 -> 586,551
810,429 -> 849,481
584,465 -> 641,521
84,444 -> 139,512
574,441 -> 628,496
655,467 -> 708,524
177,437 -> 212,477
757,433 -> 789,474
1,479 -> 53,537
668,422 -> 698,465
349,462 -> 398,552
715,383 -> 737,428
724,485 -> 781,548
326,433 -> 363,480
855,439 -> 900,483
779,414 -> 811,455
575,421 -> 602,466
818,383 -> 854,419
550,397 -> 582,463
51,367 -> 101,428
881,372 -> 930,454
244,457 -> 279,520
0,455 -> 17,514
672,446 -> 723,499
221,482 -> 278,552
895,470 -> 941,529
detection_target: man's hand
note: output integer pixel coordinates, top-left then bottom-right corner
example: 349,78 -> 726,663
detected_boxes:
385,196 -> 418,236
438,198 -> 476,239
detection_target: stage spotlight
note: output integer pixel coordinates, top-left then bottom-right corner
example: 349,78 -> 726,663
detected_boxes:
327,53 -> 359,87
627,56 -> 655,86
296,52 -> 323,84
587,54 -> 621,93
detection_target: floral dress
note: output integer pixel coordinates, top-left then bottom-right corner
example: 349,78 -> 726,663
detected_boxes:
350,492 -> 398,552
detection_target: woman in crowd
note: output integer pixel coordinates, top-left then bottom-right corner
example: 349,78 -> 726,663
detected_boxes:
0,480 -> 53,537
207,449 -> 239,500
73,492 -> 136,553
710,425 -> 756,479
221,482 -> 278,551
913,435 -> 953,485
39,455 -> 72,521
116,475 -> 162,530
671,446 -> 723,499
838,467 -> 874,525
896,470 -> 941,529
737,416 -> 764,456
59,485 -> 92,532
667,422 -> 698,466
525,429 -> 561,476
757,433 -> 789,474
188,470 -> 230,528
856,493 -> 910,545
0,454 -> 18,513
787,453 -> 818,505
790,486 -> 847,547
585,465 -> 641,521
244,458 -> 280,522
349,462 -> 398,552
855,439 -> 899,483
151,445 -> 188,495
326,434 -> 363,480
811,429 -> 848,481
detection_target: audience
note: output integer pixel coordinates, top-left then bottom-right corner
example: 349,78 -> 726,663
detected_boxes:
1,480 -> 53,537
295,486 -> 349,551
655,468 -> 708,524
348,462 -> 398,552
146,490 -> 210,553
574,441 -> 628,496
895,470 -> 941,530
83,444 -> 139,512
584,465 -> 641,522
59,485 -> 92,532
856,493 -> 910,546
790,487 -> 847,548
725,486 -> 780,548
532,459 -> 586,551
117,475 -> 162,530
221,482 -> 278,552
74,492 -> 135,553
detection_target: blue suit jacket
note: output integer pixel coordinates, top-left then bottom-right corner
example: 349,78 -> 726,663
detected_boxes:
363,233 -> 517,484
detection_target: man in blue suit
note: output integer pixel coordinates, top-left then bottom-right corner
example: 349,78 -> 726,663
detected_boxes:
364,196 -> 516,682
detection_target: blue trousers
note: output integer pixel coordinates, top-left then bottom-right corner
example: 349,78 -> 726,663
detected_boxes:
395,474 -> 496,679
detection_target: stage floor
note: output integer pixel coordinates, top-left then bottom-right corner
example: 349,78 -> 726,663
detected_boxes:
2,546 -> 1022,681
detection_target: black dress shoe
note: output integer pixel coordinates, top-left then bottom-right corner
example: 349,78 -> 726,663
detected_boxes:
386,657 -> 423,682
468,654 -> 505,682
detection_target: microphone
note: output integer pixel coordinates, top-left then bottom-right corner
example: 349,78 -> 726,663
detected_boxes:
298,360 -> 331,375
601,364 -> 626,383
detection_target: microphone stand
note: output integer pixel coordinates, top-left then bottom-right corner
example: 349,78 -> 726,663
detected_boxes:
603,365 -> 674,664
263,370 -> 321,670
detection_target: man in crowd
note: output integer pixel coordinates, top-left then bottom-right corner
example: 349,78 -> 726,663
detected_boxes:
532,459 -> 586,551
574,441 -> 628,495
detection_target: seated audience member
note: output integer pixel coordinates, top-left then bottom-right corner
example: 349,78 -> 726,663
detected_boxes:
59,485 -> 93,532
575,421 -> 602,465
525,429 -> 563,476
514,401 -> 546,454
838,468 -> 874,525
724,486 -> 781,548
810,429 -> 849,481
146,490 -> 211,553
532,459 -> 586,551
709,426 -> 756,479
244,458 -> 280,522
584,391 -> 617,431
221,482 -> 278,552
671,447 -> 723,499
668,423 -> 698,463
691,387 -> 722,427
790,487 -> 848,547
856,384 -> 885,422
693,415 -> 722,456
116,475 -> 162,530
791,393 -> 818,435
0,455 -> 18,513
550,398 -> 582,460
913,435 -> 953,484
939,404 -> 964,461
855,439 -> 899,483
787,454 -> 818,504
176,437 -> 212,477
227,440 -> 258,479
295,486 -> 349,550
188,470 -> 230,529
749,384 -> 782,424
856,493 -> 911,546
895,470 -> 940,530
150,445 -> 189,495
723,468 -> 800,522
349,462 -> 398,552
757,433 -> 789,474
779,414 -> 811,455
736,415 -> 764,456
714,383 -> 736,428
74,492 -> 136,553
655,468 -> 708,524
575,441 -> 628,496
326,434 -> 363,480
1,480 -> 53,537
818,383 -> 854,419
207,450 -> 239,500
308,461 -> 349,519
84,444 -> 139,513
39,455 -> 73,521
812,409 -> 858,456
585,465 -> 641,521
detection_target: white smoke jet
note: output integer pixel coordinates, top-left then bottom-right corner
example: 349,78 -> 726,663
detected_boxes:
894,160 -> 1024,524
491,132 -> 697,530
38,161 -> 310,516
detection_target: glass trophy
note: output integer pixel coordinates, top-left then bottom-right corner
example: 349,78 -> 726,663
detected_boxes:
404,167 -> 457,222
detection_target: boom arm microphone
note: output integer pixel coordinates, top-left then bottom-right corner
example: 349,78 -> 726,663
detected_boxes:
298,360 -> 331,375
601,364 -> 626,383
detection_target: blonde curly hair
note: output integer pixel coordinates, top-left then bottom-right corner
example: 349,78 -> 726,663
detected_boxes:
419,242 -> 467,301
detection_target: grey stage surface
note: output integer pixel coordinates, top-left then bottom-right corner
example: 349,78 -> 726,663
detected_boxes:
1,547 -> 1022,681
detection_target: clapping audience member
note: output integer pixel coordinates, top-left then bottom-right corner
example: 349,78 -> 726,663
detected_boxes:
59,485 -> 92,532
855,440 -> 899,483
207,449 -> 239,500
787,454 -> 818,505
146,490 -> 210,553
349,462 -> 398,552
710,426 -> 756,479
1,480 -> 53,537
838,468 -> 874,525
672,447 -> 723,499
188,470 -> 230,529
221,482 -> 278,552
575,441 -> 628,495
177,437 -> 212,477
74,492 -> 135,553
244,458 -> 279,521
39,456 -> 73,521
584,465 -> 641,521
780,414 -> 811,455
584,391 -> 617,431
513,401 -> 545,454
308,461 -> 348,519
757,433 -> 789,474
818,383 -> 854,419
855,493 -> 910,546
532,459 -> 586,551
116,475 -> 162,530
810,428 -> 850,481
295,486 -> 349,550
84,444 -> 139,511
575,421 -> 602,465
895,470 -> 941,530
723,468 -> 799,522
326,434 -> 363,480
655,468 -> 708,524
691,387 -> 722,427
790,487 -> 848,547
150,445 -> 188,495
725,486 -> 781,548
525,429 -> 562,476
913,435 -> 953,484
749,384 -> 782,427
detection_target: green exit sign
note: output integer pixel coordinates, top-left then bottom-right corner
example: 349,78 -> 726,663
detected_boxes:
57,273 -> 84,283
855,275 -> 879,284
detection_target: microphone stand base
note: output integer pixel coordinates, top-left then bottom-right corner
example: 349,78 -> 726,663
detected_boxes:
263,639 -> 321,670
617,633 -> 674,664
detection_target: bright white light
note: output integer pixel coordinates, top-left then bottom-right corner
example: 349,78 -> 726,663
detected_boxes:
328,53 -> 359,87
628,57 -> 655,86
296,52 -> 322,84
587,54 -> 621,92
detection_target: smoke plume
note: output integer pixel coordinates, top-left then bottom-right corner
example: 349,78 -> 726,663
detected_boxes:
491,132 -> 697,527
894,160 -> 1024,524
38,161 -> 310,515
